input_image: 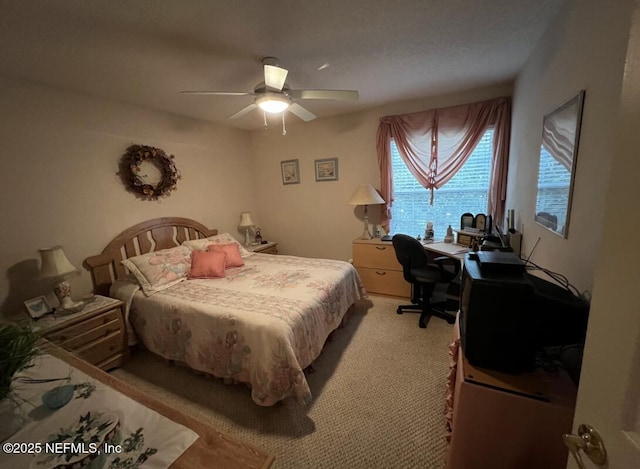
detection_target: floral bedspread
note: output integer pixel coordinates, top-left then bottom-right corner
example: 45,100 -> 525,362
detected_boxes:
111,254 -> 365,406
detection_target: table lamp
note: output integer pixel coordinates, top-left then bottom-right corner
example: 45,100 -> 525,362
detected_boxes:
347,184 -> 385,239
39,246 -> 82,311
238,212 -> 255,246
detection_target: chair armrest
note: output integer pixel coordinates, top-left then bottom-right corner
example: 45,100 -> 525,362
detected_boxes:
433,256 -> 461,280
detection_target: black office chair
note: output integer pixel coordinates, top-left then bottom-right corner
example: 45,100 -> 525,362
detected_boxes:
392,234 -> 460,328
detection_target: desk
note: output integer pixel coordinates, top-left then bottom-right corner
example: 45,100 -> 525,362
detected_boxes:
352,239 -> 411,298
2,344 -> 275,469
422,242 -> 466,311
352,239 -> 467,299
421,241 -> 468,260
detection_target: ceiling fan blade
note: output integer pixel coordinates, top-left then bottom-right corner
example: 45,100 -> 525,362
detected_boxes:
264,64 -> 288,91
288,89 -> 359,101
180,91 -> 253,96
288,103 -> 317,122
228,103 -> 257,119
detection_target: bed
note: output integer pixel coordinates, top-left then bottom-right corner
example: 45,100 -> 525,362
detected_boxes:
84,217 -> 364,406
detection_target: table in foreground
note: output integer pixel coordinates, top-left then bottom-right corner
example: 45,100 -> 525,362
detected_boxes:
2,344 -> 275,469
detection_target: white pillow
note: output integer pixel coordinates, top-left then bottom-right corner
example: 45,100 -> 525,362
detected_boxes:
182,232 -> 254,258
121,245 -> 192,296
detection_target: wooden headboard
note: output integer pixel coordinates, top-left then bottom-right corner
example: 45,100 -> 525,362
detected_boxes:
84,217 -> 218,296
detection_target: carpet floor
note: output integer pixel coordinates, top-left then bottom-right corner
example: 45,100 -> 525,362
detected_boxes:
112,295 -> 454,468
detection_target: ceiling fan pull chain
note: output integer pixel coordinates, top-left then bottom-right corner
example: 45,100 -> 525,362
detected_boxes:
282,113 -> 287,135
263,110 -> 268,129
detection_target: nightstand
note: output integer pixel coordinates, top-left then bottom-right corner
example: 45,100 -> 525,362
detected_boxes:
247,241 -> 278,254
34,295 -> 129,371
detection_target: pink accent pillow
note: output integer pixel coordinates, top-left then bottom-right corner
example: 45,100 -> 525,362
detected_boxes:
207,243 -> 244,268
188,250 -> 227,279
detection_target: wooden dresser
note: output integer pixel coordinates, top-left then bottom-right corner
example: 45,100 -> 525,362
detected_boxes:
35,295 -> 129,370
352,239 -> 410,298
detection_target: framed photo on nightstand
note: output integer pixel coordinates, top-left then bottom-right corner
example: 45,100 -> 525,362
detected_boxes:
24,295 -> 53,319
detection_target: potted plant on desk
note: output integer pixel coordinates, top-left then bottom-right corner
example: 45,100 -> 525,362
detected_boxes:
0,323 -> 40,441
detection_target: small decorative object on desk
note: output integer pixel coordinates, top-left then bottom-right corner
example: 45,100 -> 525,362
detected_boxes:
461,212 -> 474,230
444,225 -> 454,243
254,228 -> 263,245
424,221 -> 435,243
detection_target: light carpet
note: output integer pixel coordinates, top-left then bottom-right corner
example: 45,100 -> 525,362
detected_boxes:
112,295 -> 454,468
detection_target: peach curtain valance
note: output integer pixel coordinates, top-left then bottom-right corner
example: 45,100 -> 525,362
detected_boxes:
376,97 -> 511,231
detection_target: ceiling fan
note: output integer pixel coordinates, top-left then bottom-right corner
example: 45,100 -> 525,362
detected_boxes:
180,57 -> 359,123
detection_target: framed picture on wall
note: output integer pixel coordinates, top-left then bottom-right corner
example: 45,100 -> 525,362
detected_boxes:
314,158 -> 339,182
281,159 -> 300,185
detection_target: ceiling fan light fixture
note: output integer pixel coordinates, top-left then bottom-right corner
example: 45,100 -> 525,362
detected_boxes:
256,94 -> 291,114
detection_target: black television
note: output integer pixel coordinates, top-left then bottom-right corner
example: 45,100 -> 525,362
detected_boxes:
459,252 -> 589,374
526,273 -> 590,347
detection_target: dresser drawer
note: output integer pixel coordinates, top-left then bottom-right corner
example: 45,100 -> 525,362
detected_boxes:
352,243 -> 400,270
356,267 -> 411,298
259,246 -> 278,254
96,352 -> 127,371
75,331 -> 125,365
59,320 -> 122,350
45,309 -> 120,344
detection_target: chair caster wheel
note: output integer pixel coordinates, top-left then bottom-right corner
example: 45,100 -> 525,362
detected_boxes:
396,307 -> 403,314
446,317 -> 456,325
419,321 -> 427,329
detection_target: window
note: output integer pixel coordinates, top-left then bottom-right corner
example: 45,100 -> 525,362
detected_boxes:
535,146 -> 571,230
390,128 -> 494,238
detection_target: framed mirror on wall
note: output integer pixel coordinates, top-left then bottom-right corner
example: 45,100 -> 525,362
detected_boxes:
534,90 -> 585,238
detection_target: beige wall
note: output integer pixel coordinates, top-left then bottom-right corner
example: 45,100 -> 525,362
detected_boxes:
0,76 -> 254,317
507,0 -> 632,294
250,83 -> 512,262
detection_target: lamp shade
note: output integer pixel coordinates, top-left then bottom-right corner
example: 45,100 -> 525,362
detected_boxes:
239,212 -> 255,228
39,246 -> 79,279
347,184 -> 385,206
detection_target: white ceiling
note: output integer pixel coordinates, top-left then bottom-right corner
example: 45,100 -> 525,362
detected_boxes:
0,0 -> 564,130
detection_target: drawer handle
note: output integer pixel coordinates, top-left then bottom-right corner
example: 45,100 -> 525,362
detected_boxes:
375,271 -> 387,275
375,246 -> 387,250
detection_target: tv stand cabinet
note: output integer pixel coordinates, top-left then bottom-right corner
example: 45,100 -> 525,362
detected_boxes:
446,316 -> 577,469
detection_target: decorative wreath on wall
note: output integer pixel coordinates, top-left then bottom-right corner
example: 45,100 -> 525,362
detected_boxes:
118,144 -> 181,200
